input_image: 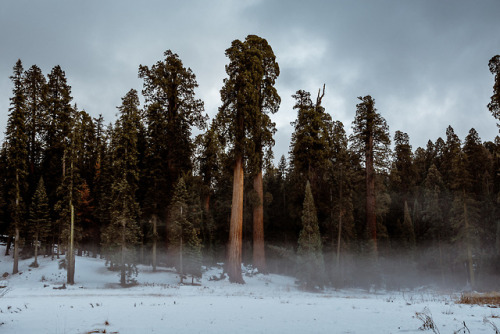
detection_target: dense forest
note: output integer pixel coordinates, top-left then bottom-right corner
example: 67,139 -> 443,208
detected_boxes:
1,35 -> 500,291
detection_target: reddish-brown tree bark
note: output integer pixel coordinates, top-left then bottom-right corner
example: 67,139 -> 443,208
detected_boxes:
227,155 -> 245,283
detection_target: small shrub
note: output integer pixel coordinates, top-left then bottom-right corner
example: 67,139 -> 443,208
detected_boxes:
458,292 -> 500,306
415,307 -> 440,334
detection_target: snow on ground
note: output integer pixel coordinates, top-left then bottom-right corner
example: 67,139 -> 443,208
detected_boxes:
0,249 -> 499,334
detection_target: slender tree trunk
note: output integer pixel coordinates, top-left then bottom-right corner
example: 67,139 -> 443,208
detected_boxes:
120,219 -> 126,286
496,220 -> 500,256
152,215 -> 157,272
365,135 -> 377,255
336,167 -> 343,272
5,235 -> 12,256
204,194 -> 210,212
179,235 -> 183,284
464,200 -> 475,288
227,155 -> 245,283
34,232 -> 39,267
13,227 -> 20,274
67,203 -> 75,285
252,170 -> 266,272
437,235 -> 446,286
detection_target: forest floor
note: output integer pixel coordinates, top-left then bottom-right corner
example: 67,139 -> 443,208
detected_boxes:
0,247 -> 499,333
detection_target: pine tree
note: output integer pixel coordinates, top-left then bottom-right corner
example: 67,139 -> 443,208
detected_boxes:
350,96 -> 390,255
23,65 -> 47,200
168,178 -> 202,283
327,121 -> 354,282
5,60 -> 28,274
450,150 -> 480,288
139,50 -> 206,262
297,181 -> 325,290
102,89 -> 142,286
28,178 -> 50,267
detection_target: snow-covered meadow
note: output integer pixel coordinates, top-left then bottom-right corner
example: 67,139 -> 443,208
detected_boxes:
1,248 -> 499,334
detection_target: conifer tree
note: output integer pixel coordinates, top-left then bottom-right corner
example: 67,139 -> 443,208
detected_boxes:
450,150 -> 480,288
102,89 -> 142,286
289,87 -> 332,184
245,35 -> 280,273
168,178 -> 202,283
216,35 -> 278,282
28,178 -> 50,267
5,60 -> 28,274
327,121 -> 354,279
139,50 -> 206,259
350,96 -> 390,255
488,55 -> 500,127
297,181 -> 325,290
23,65 -> 47,198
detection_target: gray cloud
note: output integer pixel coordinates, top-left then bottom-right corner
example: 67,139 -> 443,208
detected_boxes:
1,0 -> 499,160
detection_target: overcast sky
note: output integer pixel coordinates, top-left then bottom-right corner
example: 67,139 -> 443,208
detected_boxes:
1,0 -> 499,160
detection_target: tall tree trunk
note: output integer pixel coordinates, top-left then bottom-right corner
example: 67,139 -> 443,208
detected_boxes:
120,219 -> 126,286
204,194 -> 210,212
33,232 -> 39,267
152,215 -> 157,272
252,170 -> 266,272
227,155 -> 244,283
464,200 -> 475,288
496,220 -> 500,256
365,135 -> 377,255
179,234 -> 183,284
336,166 -> 343,273
67,203 -> 75,284
5,235 -> 12,256
13,227 -> 20,274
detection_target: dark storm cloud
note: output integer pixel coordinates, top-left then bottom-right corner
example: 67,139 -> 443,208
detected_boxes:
1,0 -> 499,159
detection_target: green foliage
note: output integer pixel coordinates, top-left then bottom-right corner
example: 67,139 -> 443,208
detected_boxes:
488,55 -> 500,127
297,181 -> 325,290
6,59 -> 29,227
350,95 -> 391,171
216,35 -> 279,164
139,50 -> 207,221
29,178 -> 51,245
169,178 -> 202,280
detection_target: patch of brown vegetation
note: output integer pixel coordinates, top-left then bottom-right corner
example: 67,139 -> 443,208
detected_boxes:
458,292 -> 500,307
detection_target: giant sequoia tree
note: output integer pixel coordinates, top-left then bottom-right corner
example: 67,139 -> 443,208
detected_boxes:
350,96 -> 390,255
216,35 -> 279,282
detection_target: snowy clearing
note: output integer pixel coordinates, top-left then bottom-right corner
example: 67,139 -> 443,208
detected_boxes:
1,249 -> 499,334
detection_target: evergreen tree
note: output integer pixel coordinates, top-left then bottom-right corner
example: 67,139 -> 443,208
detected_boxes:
245,35 -> 280,273
102,89 -> 142,286
5,60 -> 28,274
28,177 -> 50,267
297,181 -> 325,290
327,121 -> 355,282
23,65 -> 47,199
168,178 -> 202,283
216,35 -> 278,282
488,55 -> 500,127
450,150 -> 480,288
350,96 -> 390,255
139,50 -> 206,261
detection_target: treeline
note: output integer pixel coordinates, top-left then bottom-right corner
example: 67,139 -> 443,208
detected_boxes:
1,35 -> 500,290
